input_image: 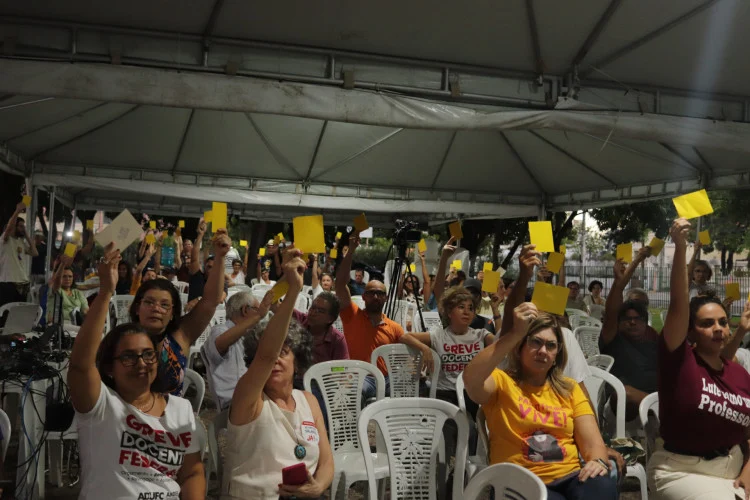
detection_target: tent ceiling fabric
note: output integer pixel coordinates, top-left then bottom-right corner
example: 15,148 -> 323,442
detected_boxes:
2,0 -> 750,222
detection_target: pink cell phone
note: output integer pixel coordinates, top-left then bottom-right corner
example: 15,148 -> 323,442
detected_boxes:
282,463 -> 307,485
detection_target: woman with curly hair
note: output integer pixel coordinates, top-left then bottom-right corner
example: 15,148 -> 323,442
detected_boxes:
221,249 -> 333,500
463,303 -> 617,499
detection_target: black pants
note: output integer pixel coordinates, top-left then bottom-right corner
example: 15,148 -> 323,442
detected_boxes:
546,470 -> 618,500
436,389 -> 479,457
0,282 -> 28,326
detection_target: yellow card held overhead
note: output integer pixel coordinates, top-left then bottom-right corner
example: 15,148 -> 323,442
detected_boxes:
448,221 -> 463,240
483,262 -> 494,272
673,189 -> 714,219
22,195 -> 31,207
329,248 -> 338,259
546,252 -> 565,274
354,213 -> 369,233
482,270 -> 501,294
409,263 -> 416,273
528,221 -> 554,253
161,230 -> 168,239
72,231 -> 81,243
451,259 -> 463,271
64,243 -> 77,258
259,248 -> 266,257
531,282 -> 569,316
293,215 -> 326,254
726,282 -> 741,301
212,202 -> 228,231
559,245 -> 566,254
86,220 -> 94,230
271,280 -> 289,304
648,237 -> 666,257
145,233 -> 156,244
616,243 -> 633,263
178,220 -> 185,228
699,230 -> 711,245
335,231 -> 342,239
240,240 -> 248,247
418,239 -> 427,253
203,211 -> 212,224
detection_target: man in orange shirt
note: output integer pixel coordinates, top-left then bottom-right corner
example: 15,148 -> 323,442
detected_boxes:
336,233 -> 404,400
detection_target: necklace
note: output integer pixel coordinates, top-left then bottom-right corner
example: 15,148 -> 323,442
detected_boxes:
135,393 -> 158,413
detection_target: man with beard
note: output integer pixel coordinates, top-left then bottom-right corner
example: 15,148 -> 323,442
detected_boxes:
0,200 -> 38,308
600,247 -> 658,420
336,233 -> 403,399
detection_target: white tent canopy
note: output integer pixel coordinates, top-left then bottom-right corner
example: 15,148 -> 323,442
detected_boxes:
1,0 -> 750,224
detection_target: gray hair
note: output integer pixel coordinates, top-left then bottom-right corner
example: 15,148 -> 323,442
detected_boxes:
242,316 -> 313,374
626,287 -> 649,304
226,291 -> 257,319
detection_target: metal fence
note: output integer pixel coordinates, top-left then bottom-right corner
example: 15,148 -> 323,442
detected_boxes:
562,264 -> 749,316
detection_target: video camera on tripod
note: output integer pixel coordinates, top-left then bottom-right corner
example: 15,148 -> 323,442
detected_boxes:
392,219 -> 422,247
385,219 -> 428,331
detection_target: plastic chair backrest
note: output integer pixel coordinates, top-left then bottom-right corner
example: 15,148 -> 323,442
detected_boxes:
0,408 -> 10,461
387,299 -> 416,331
180,368 -> 206,412
569,314 -> 601,330
476,407 -> 489,462
455,372 -> 466,411
304,360 -> 385,452
173,281 -> 189,294
212,309 -> 226,326
332,316 -> 344,333
199,343 -> 221,409
463,462 -> 547,500
566,308 -> 589,318
207,409 -> 229,487
574,326 -> 601,358
586,354 -> 614,372
252,283 -> 273,293
586,366 -> 627,437
420,311 -> 443,332
371,344 -> 440,398
588,304 -> 605,320
383,260 -> 406,290
293,293 -> 310,313
350,270 -> 370,283
351,295 -> 365,310
639,392 -> 660,458
0,302 -> 43,334
228,284 -> 251,295
359,398 -> 469,500
110,295 -> 135,324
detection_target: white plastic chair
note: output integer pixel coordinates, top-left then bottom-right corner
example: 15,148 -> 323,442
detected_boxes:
180,368 -> 206,412
292,293 -> 310,313
110,295 -> 135,325
639,392 -> 660,459
420,311 -> 443,332
586,354 -> 615,372
358,397 -> 469,500
574,326 -> 601,358
206,409 -> 228,488
0,408 -> 10,461
566,307 -> 589,319
587,366 -> 648,499
350,269 -> 370,284
455,373 -> 488,478
173,280 -> 189,294
188,311 -> 224,368
570,314 -> 602,330
660,310 -> 667,326
29,284 -> 42,304
304,360 -> 390,500
463,462 -> 547,500
371,344 -> 440,398
351,295 -> 365,310
588,304 -> 605,320
0,302 -> 43,329
386,299 -> 417,332
251,283 -> 273,293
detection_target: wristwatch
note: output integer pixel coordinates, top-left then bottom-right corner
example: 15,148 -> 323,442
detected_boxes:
595,458 -> 611,471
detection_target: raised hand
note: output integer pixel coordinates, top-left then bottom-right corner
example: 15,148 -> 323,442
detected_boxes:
512,302 -> 539,334
348,233 -> 361,253
441,236 -> 457,258
197,218 -> 207,235
282,246 -> 306,292
257,289 -> 275,317
212,229 -> 232,258
613,258 -> 626,283
97,243 -> 122,295
635,246 -> 652,262
519,244 -> 541,275
670,218 -> 691,248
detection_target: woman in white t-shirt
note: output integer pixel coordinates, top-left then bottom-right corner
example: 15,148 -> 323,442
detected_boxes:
68,244 -> 204,500
222,250 -> 333,500
310,255 -> 334,300
227,258 -> 246,287
400,286 -> 495,418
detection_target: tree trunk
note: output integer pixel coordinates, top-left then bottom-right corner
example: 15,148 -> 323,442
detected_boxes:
491,233 -> 500,267
728,250 -> 735,273
501,232 -> 526,270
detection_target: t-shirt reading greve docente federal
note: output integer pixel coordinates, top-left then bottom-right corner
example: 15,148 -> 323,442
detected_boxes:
658,337 -> 750,455
429,326 -> 489,391
76,382 -> 201,499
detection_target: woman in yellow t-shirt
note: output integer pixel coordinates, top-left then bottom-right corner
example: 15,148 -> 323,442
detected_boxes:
463,302 -> 617,499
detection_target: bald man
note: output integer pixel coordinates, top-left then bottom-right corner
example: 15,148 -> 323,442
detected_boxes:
337,234 -> 404,399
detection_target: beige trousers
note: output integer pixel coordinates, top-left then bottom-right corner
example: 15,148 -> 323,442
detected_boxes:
647,444 -> 745,500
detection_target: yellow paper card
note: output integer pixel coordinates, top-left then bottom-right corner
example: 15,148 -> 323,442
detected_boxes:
528,221 -> 554,253
354,213 -> 369,232
145,233 -> 156,244
149,221 -> 156,229
203,211 -> 212,223
616,243 -> 633,263
212,202 -> 228,231
86,220 -> 94,230
271,280 -> 289,304
673,189 -> 714,219
72,231 -> 81,243
547,252 -> 565,274
726,283 -> 741,301
418,239 -> 427,253
335,231 -> 342,239
161,230 -> 168,239
483,262 -> 494,272
448,221 -> 463,240
277,232 -> 285,242
240,240 -> 248,247
64,243 -> 77,257
293,215 -> 326,254
22,195 -> 31,207
531,282 -> 569,316
482,270 -> 501,294
649,237 -> 666,257
176,227 -> 182,236
178,220 -> 185,228
410,263 -> 416,273
329,248 -> 338,259
452,259 -> 462,270
259,248 -> 266,257
559,245 -> 566,254
699,230 -> 711,245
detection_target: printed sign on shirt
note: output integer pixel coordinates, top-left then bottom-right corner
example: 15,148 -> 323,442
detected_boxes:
301,420 -> 319,444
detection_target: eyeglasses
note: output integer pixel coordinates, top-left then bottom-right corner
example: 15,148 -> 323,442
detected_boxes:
621,315 -> 645,324
364,290 -> 386,298
115,350 -> 158,367
526,336 -> 559,352
309,305 -> 331,315
141,298 -> 173,311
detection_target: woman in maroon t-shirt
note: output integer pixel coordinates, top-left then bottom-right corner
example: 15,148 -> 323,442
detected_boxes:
648,218 -> 750,499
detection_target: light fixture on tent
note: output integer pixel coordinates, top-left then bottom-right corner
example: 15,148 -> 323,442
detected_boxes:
66,231 -> 73,237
